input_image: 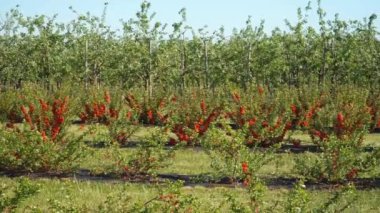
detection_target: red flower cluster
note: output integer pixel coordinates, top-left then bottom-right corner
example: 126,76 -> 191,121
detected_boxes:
20,105 -> 34,129
20,97 -> 69,141
239,106 -> 246,115
290,104 -> 298,115
126,111 -> 133,120
261,120 -> 269,128
172,124 -> 191,144
80,92 -> 119,124
200,100 -> 207,114
298,107 -> 316,128
39,99 -> 49,111
336,112 -> 345,128
93,103 -> 107,118
147,109 -> 154,124
51,97 -> 68,140
109,108 -> 118,119
313,130 -> 328,141
248,118 -> 256,126
300,120 -> 309,127
171,108 -> 222,145
196,109 -> 221,135
242,162 -> 249,173
346,168 -> 358,180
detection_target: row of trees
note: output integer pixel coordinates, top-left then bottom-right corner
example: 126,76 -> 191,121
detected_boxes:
0,1 -> 379,94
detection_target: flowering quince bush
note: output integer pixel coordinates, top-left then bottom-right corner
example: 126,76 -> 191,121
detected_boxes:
110,128 -> 175,177
306,90 -> 371,147
79,90 -> 120,124
288,87 -> 328,130
104,117 -> 140,146
168,93 -> 223,146
226,88 -> 292,147
223,156 -> 269,213
81,91 -> 140,146
296,91 -> 375,182
295,132 -> 380,182
0,97 -> 87,173
124,93 -> 172,126
202,119 -> 275,181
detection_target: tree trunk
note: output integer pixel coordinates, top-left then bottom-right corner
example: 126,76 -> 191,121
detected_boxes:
180,33 -> 186,93
85,39 -> 89,89
203,39 -> 209,89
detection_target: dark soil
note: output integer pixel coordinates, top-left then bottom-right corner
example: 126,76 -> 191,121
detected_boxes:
84,140 -> 377,153
1,169 -> 379,190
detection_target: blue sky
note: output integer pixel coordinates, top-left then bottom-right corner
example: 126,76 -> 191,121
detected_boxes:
1,0 -> 379,34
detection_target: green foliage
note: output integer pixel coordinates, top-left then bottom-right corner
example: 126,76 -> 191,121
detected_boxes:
0,127 -> 87,173
0,97 -> 88,172
102,128 -> 175,177
202,120 -> 275,180
0,1 -> 378,91
313,183 -> 358,212
295,132 -> 378,182
0,178 -> 39,212
284,180 -> 309,213
45,181 -> 199,213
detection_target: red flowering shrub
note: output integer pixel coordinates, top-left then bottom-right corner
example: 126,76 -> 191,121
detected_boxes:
288,87 -> 329,132
307,93 -> 371,147
202,119 -> 275,182
81,91 -> 140,146
294,88 -> 377,182
124,93 -> 171,126
226,90 -> 292,147
168,94 -> 222,145
0,96 -> 87,172
295,133 -> 378,182
79,91 -> 119,124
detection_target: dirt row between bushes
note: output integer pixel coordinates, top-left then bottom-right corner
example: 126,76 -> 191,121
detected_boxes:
1,169 -> 379,190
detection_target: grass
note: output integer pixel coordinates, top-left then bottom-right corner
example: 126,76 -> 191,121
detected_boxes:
80,147 -> 380,179
1,176 -> 380,212
288,131 -> 380,147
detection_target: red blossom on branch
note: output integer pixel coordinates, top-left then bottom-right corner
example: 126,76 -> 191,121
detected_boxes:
337,112 -> 345,128
239,106 -> 246,115
242,162 -> 249,173
291,104 -> 298,115
147,109 -> 154,124
200,100 -> 207,114
20,105 -> 34,129
248,118 -> 257,126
